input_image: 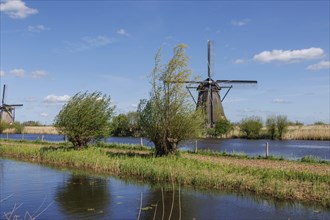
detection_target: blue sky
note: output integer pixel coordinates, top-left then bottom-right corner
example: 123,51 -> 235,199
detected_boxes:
1,0 -> 329,125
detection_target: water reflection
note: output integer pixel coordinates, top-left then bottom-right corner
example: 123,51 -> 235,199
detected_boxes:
1,158 -> 329,220
56,175 -> 110,219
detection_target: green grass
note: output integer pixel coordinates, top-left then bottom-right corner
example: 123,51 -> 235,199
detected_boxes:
1,140 -> 329,208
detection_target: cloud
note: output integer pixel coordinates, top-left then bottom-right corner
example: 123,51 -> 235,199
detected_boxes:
116,28 -> 130,36
272,98 -> 292,104
28,25 -> 49,32
234,59 -> 245,64
10,68 -> 25,77
0,70 -> 4,77
40,112 -> 49,117
231,18 -> 250,26
43,94 -> 70,104
66,35 -> 112,52
253,48 -> 324,63
0,0 -> 38,19
307,60 -> 330,71
31,70 -> 47,79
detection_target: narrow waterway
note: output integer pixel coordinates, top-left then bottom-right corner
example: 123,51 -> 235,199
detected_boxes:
0,158 -> 329,219
1,134 -> 329,161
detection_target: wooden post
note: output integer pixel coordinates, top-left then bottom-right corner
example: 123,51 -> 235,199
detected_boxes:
140,137 -> 143,146
41,135 -> 44,142
195,140 -> 198,153
266,142 -> 269,159
6,132 -> 8,140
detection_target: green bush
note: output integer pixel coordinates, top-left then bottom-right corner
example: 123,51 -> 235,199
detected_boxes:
239,116 -> 263,139
214,118 -> 232,137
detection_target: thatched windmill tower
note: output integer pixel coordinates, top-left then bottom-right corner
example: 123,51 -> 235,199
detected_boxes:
0,84 -> 23,124
168,40 -> 257,127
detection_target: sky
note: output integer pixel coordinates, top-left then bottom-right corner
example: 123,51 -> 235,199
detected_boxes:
0,0 -> 329,125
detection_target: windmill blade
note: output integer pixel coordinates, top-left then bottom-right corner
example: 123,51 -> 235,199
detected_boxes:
2,84 -> 6,105
163,80 -> 203,84
216,80 -> 257,84
207,40 -> 214,78
8,104 -> 23,107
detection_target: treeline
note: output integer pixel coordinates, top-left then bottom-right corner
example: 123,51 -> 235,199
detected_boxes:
110,112 -> 328,140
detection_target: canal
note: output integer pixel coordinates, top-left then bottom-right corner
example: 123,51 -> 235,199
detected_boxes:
1,134 -> 329,161
1,158 -> 329,219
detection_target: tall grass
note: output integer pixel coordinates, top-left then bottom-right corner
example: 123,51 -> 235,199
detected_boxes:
1,141 -> 329,207
283,125 -> 330,140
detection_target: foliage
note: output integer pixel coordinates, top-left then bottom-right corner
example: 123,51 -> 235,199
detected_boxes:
138,44 -> 204,156
276,115 -> 289,140
266,116 -> 277,140
111,114 -> 130,136
266,115 -> 290,140
288,120 -> 304,126
22,120 -> 42,126
54,91 -> 115,148
12,122 -> 25,134
239,116 -> 263,139
111,111 -> 141,137
314,121 -> 326,125
0,121 -> 8,133
214,118 -> 232,137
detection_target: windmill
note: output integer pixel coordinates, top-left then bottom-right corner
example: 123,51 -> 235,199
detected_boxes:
0,84 -> 23,124
167,40 -> 257,127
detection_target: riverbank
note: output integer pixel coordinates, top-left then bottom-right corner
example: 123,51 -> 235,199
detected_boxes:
1,140 -> 329,208
4,124 -> 328,140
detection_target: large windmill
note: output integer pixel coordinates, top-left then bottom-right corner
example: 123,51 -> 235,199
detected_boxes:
168,40 -> 257,127
0,84 -> 23,124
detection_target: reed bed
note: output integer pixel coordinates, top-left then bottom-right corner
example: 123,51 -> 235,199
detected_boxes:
1,141 -> 329,207
283,125 -> 330,140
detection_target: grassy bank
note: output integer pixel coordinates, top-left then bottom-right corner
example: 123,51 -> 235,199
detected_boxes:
1,140 -> 329,208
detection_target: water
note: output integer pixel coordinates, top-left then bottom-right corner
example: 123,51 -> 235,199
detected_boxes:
1,134 -> 329,161
1,158 -> 329,220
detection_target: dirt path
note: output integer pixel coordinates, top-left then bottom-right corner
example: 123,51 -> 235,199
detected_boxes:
183,154 -> 330,175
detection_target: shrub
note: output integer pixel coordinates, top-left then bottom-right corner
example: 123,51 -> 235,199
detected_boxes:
214,118 -> 232,137
276,115 -> 289,140
239,116 -> 263,139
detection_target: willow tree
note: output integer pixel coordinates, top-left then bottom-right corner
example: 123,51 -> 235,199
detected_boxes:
54,91 -> 115,148
138,44 -> 204,156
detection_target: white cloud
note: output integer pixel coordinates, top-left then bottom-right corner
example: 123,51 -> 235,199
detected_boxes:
307,60 -> 330,71
43,94 -> 70,104
253,48 -> 324,63
272,98 -> 292,104
66,35 -> 112,52
231,18 -> 250,26
0,70 -> 4,77
31,70 -> 47,79
0,0 -> 38,19
10,68 -> 25,77
234,59 -> 245,64
28,25 -> 49,32
116,28 -> 130,36
40,112 -> 49,117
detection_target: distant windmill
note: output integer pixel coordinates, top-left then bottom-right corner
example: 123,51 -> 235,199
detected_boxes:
0,84 -> 23,124
166,40 -> 257,127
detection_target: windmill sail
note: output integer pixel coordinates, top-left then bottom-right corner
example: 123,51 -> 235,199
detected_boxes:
0,84 -> 23,124
163,40 -> 257,128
